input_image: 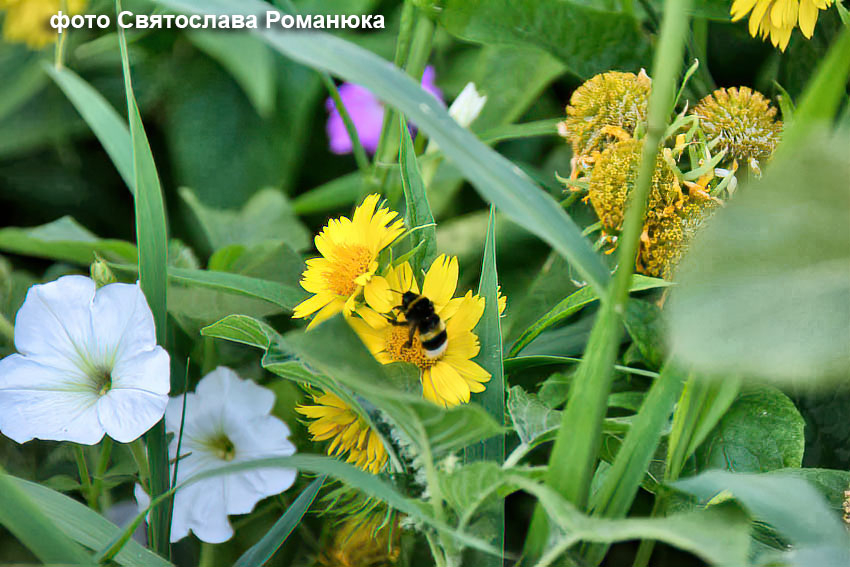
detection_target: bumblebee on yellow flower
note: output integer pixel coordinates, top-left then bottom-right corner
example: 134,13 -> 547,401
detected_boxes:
293,194 -> 405,329
349,255 -> 492,408
730,0 -> 835,51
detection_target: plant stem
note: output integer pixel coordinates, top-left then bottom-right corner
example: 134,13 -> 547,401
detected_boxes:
522,0 -> 693,561
54,0 -> 69,69
322,74 -> 370,173
90,437 -> 113,512
199,542 -> 216,567
128,438 -> 150,491
73,445 -> 95,509
0,313 -> 14,345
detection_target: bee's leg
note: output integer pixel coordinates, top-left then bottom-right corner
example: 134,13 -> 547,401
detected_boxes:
405,325 -> 416,348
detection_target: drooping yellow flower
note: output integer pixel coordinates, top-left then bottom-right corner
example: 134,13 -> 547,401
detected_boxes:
638,199 -> 719,279
296,391 -> 388,474
317,514 -> 400,567
694,86 -> 782,172
0,0 -> 86,49
559,70 -> 651,175
294,194 -> 405,329
730,0 -> 835,51
350,255 -> 491,408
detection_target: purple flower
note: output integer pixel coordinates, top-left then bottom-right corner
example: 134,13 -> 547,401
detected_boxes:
326,65 -> 444,155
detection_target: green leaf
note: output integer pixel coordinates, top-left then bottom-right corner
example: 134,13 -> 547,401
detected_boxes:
112,263 -> 306,311
766,468 -> 850,515
668,131 -> 850,386
695,384 -> 805,473
201,313 -> 280,350
233,476 -> 324,567
44,64 -> 134,189
0,471 -> 94,565
151,0 -> 612,296
116,4 -> 171,554
179,187 -> 310,254
415,0 -> 650,79
7,475 -> 171,567
398,117 -> 437,271
439,462 -> 543,517
623,299 -> 666,369
186,30 -> 276,118
509,275 -> 669,356
674,470 -> 848,547
507,386 -> 561,449
292,172 -> 364,215
0,217 -> 137,265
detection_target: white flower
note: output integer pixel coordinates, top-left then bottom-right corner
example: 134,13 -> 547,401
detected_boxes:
448,82 -> 487,129
137,367 -> 297,543
0,276 -> 170,444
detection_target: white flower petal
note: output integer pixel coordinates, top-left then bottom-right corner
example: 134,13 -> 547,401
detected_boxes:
448,82 -> 487,128
111,347 -> 170,396
223,473 -> 266,515
89,282 -> 158,363
97,388 -> 168,443
195,367 -> 274,417
230,415 -> 295,460
0,354 -> 103,444
13,275 -> 95,373
183,480 -> 234,543
164,393 -> 196,441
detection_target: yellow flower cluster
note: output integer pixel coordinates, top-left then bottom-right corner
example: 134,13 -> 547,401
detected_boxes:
317,514 -> 400,567
731,0 -> 835,51
561,72 -> 782,279
294,195 -> 503,473
0,0 -> 86,49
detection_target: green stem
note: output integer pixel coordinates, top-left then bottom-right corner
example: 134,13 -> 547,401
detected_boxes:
128,439 -> 150,492
522,0 -> 693,561
73,445 -> 95,509
54,0 -> 69,69
199,542 -> 216,567
90,437 -> 113,512
0,313 -> 14,345
322,74 -> 370,173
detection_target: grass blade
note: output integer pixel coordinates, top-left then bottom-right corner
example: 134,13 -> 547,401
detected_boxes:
115,0 -> 171,555
234,476 -> 325,567
150,0 -> 611,296
0,468 -> 93,565
399,117 -> 437,272
43,64 -> 134,190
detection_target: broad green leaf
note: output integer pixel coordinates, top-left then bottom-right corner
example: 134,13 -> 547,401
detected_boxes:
510,275 -> 670,356
180,187 -> 310,254
668,131 -> 850,386
116,7 -> 171,554
233,476 -> 324,567
767,468 -> 850,515
292,172 -> 364,215
151,0 -> 612,296
439,462 -> 544,518
8,475 -> 171,567
0,217 -> 137,265
44,64 -> 134,189
623,299 -> 666,369
187,30 -> 276,118
696,385 -> 805,473
507,386 -> 561,449
0,52 -> 47,123
415,0 -> 650,79
674,470 -> 848,547
201,313 -> 280,350
0,471 -> 94,565
399,117 -> 437,271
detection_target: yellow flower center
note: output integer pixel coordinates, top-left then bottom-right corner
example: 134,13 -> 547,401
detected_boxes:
91,366 -> 113,397
206,433 -> 237,461
385,325 -> 440,369
324,244 -> 373,297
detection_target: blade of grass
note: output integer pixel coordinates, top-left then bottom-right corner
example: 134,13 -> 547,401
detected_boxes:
43,64 -> 134,189
234,476 -> 325,567
0,467 -> 94,565
150,0 -> 611,296
523,0 -> 693,560
115,0 -> 171,556
399,116 -> 437,272
462,207 -> 505,565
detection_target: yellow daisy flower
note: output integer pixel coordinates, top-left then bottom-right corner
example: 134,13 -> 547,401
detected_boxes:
730,0 -> 835,51
293,194 -> 405,329
0,0 -> 86,50
349,255 -> 491,408
295,391 -> 388,474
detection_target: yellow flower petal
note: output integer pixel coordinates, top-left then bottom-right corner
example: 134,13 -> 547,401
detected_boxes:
422,255 -> 458,311
364,276 -> 395,313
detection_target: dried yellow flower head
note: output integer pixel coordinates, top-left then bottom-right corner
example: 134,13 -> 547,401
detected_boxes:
560,70 -> 651,159
694,87 -> 782,169
0,0 -> 86,49
318,514 -> 400,567
587,138 -> 684,233
639,199 -> 718,278
843,488 -> 850,525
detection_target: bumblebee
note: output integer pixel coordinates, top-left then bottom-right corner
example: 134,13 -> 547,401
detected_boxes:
392,291 -> 447,358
